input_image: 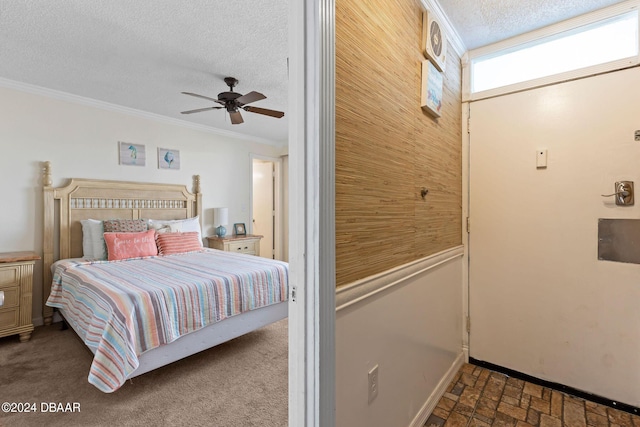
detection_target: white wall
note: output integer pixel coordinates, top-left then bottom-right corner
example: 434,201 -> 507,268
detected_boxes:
336,248 -> 464,427
468,67 -> 640,406
0,85 -> 283,325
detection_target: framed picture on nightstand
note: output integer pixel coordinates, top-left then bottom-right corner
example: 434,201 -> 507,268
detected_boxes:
233,223 -> 246,235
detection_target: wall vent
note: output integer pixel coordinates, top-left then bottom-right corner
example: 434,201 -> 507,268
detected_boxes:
422,11 -> 447,72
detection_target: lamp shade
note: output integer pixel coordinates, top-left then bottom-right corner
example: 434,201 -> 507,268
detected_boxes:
213,207 -> 228,227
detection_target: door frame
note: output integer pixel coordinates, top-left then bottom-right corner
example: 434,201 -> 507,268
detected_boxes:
462,101 -> 471,361
289,0 -> 336,426
250,154 -> 283,260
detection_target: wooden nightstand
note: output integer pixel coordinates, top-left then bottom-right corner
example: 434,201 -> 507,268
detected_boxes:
0,251 -> 39,342
207,234 -> 263,256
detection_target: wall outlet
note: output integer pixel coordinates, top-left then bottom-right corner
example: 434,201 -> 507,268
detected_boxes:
368,365 -> 379,404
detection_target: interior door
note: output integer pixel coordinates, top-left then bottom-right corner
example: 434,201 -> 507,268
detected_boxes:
468,67 -> 640,405
253,159 -> 275,258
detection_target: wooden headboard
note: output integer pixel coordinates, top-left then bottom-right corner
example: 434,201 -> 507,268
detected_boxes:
41,161 -> 202,325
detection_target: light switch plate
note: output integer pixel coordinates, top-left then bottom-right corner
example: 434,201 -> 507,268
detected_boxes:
536,149 -> 547,168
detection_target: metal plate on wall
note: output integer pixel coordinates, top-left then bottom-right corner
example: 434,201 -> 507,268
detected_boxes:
598,219 -> 640,264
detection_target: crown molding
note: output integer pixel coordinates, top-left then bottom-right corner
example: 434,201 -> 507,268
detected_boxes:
0,77 -> 285,147
420,0 -> 467,57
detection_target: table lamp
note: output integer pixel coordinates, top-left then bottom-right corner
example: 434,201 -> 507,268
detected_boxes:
213,207 -> 229,237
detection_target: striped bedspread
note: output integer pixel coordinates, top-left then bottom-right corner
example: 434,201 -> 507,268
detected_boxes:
46,249 -> 288,392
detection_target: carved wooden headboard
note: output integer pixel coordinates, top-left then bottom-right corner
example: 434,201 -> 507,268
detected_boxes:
41,161 -> 202,325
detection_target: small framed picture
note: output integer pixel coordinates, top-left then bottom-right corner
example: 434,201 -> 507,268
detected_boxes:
233,223 -> 246,235
119,142 -> 146,166
158,148 -> 180,170
420,60 -> 443,117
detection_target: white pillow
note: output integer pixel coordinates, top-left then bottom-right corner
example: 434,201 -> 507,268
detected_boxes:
80,219 -> 107,260
147,216 -> 203,246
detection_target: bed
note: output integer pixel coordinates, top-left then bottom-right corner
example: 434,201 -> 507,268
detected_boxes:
41,161 -> 289,392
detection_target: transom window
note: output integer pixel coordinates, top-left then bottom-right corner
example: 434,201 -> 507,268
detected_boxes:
469,9 -> 639,98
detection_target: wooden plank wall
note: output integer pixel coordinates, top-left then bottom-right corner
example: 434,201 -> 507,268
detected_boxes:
335,0 -> 462,287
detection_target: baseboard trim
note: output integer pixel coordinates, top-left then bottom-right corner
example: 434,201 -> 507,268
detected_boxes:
469,357 -> 639,417
409,352 -> 465,427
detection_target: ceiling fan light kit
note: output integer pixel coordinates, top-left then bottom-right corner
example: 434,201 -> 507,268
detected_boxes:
180,77 -> 284,125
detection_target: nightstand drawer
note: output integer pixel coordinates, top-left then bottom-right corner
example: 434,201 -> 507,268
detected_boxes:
228,241 -> 257,253
0,252 -> 38,342
0,267 -> 18,286
0,309 -> 19,330
0,286 -> 18,308
207,235 -> 262,257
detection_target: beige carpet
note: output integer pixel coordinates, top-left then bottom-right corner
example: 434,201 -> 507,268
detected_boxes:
0,319 -> 288,427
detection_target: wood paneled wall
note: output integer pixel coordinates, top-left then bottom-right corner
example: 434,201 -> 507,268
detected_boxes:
335,0 -> 462,287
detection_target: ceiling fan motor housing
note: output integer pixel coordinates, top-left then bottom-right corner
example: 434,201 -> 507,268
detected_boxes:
220,77 -> 241,111
218,91 -> 242,111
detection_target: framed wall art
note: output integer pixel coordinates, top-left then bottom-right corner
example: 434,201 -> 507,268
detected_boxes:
119,142 -> 146,166
158,148 -> 180,170
420,60 -> 443,118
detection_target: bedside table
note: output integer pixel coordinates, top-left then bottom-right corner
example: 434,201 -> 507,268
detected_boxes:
0,251 -> 39,342
207,234 -> 263,256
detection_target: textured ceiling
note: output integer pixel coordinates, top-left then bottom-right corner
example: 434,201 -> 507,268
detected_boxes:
0,0 -> 288,143
0,1 -> 630,144
437,0 -> 628,50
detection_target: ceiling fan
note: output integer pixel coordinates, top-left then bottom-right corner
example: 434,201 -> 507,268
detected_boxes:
180,77 -> 284,124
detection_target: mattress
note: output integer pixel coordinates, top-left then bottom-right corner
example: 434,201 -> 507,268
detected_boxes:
46,249 -> 288,392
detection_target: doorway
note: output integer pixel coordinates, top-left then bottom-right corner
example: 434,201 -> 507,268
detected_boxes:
251,156 -> 283,260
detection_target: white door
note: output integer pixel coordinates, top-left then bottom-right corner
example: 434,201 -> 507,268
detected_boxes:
468,68 -> 640,406
252,159 -> 275,258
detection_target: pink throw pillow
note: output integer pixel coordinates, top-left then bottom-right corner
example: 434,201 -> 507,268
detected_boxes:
156,232 -> 202,255
104,230 -> 158,261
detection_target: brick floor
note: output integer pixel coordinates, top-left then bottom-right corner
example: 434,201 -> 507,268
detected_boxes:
424,364 -> 640,427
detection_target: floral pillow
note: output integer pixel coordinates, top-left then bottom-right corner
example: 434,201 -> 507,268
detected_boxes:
103,219 -> 148,233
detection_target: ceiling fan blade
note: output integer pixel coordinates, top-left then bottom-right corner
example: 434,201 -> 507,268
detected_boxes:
235,91 -> 266,106
229,110 -> 244,124
180,106 -> 223,114
181,92 -> 225,105
243,106 -> 285,118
